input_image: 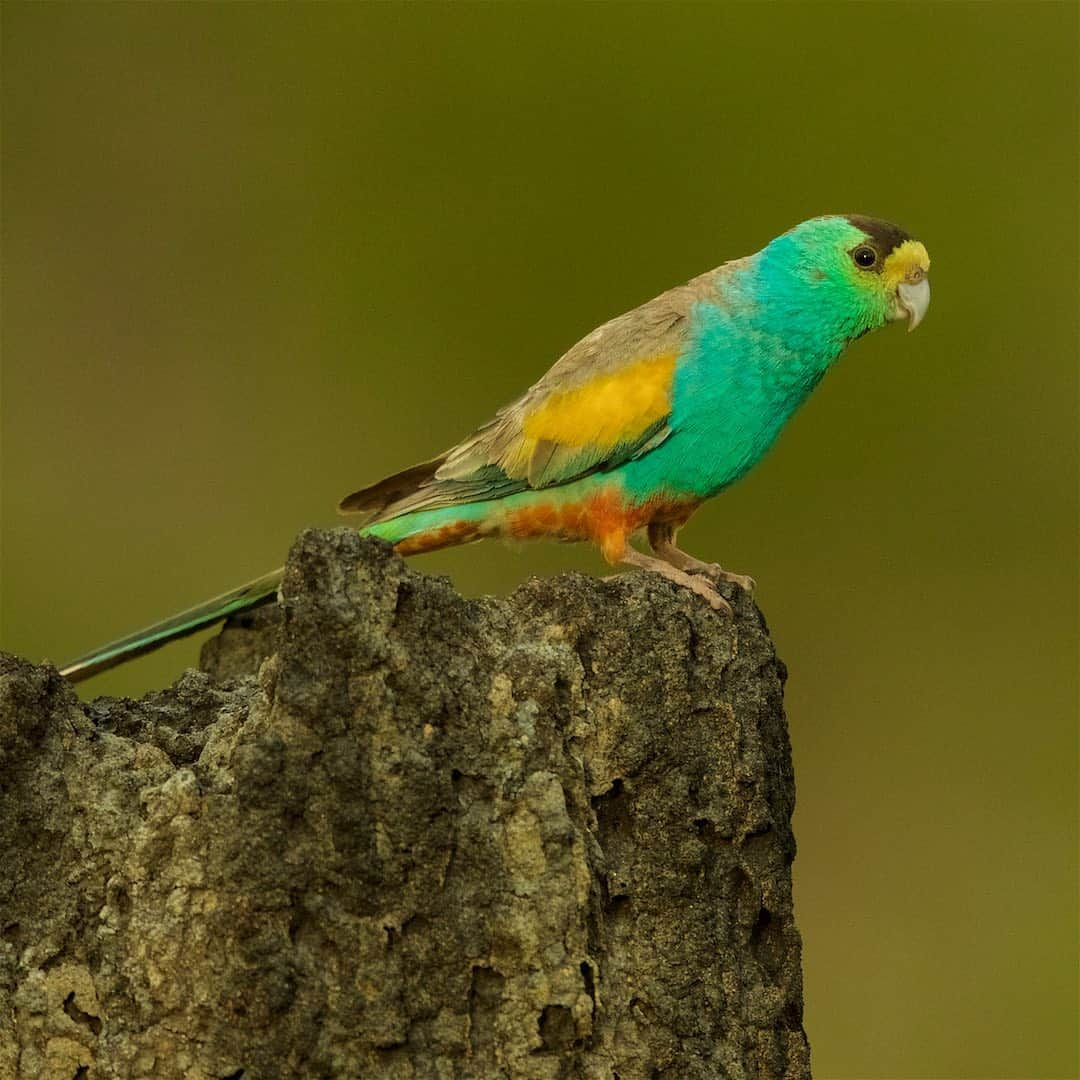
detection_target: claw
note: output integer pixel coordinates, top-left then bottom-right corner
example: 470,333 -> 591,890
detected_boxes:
645,524 -> 755,598
613,548 -> 734,616
685,575 -> 733,614
696,564 -> 756,593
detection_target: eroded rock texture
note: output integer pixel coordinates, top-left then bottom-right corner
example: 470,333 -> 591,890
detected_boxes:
0,530 -> 809,1079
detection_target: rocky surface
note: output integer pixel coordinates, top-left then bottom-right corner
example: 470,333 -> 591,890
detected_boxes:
0,529 -> 809,1078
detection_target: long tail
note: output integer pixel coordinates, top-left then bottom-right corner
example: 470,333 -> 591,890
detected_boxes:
60,456 -> 508,684
57,504 -> 489,685
59,567 -> 284,684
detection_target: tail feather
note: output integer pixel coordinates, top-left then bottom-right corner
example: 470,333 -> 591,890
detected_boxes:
338,455 -> 525,526
59,567 -> 284,684
337,456 -> 446,520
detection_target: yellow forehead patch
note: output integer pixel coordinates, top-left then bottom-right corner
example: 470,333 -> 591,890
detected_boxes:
881,239 -> 930,290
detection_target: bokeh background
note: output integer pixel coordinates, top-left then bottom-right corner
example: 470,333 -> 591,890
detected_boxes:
3,4 -> 1076,1076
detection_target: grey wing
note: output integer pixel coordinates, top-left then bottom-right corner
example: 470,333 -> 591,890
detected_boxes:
435,274 -> 711,487
341,270 -> 717,522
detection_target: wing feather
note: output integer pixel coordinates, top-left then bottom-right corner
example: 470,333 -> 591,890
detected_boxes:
438,279 -> 705,480
342,269 -> 722,524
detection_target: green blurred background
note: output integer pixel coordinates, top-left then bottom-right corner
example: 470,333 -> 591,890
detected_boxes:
3,3 -> 1076,1075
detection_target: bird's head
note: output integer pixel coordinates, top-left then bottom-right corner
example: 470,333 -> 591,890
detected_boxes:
841,215 -> 931,332
761,215 -> 931,340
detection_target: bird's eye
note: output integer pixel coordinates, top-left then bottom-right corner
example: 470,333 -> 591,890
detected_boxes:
853,246 -> 877,269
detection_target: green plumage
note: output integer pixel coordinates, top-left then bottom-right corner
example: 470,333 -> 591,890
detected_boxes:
60,215 -> 930,682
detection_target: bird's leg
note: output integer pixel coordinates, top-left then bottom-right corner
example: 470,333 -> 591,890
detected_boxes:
616,544 -> 732,615
647,523 -> 756,593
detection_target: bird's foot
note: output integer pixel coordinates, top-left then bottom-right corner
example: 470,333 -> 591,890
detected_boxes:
646,534 -> 756,594
612,549 -> 733,615
689,562 -> 756,593
675,571 -> 733,614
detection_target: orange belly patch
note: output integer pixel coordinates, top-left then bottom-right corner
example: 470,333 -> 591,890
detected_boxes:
506,489 -> 699,564
394,519 -> 482,556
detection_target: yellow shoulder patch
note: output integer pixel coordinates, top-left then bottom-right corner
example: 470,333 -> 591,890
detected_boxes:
522,352 -> 676,450
493,352 -> 677,484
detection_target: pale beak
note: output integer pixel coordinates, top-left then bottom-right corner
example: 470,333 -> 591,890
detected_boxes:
896,277 -> 930,332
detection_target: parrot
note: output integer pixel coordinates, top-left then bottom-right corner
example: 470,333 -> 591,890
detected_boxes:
59,214 -> 930,683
